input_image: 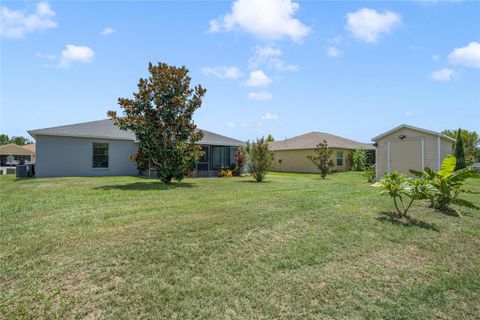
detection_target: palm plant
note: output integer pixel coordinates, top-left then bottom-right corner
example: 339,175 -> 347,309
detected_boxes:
410,155 -> 479,215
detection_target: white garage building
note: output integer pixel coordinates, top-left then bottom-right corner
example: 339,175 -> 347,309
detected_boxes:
372,124 -> 455,180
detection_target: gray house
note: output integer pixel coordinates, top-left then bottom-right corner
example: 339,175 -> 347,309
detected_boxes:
28,119 -> 245,178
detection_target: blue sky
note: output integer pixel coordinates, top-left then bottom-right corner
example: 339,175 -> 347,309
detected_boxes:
1,0 -> 479,143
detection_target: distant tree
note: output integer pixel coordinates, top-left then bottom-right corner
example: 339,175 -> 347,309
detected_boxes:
442,128 -> 480,164
307,140 -> 334,179
108,62 -> 205,184
454,129 -> 466,170
10,136 -> 33,145
0,134 -> 9,145
0,135 -> 33,145
246,137 -> 272,182
265,134 -> 275,142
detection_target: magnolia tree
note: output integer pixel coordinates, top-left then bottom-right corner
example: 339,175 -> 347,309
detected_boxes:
108,62 -> 205,184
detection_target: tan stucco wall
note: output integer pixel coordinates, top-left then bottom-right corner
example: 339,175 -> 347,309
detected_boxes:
375,127 -> 454,180
271,148 -> 352,173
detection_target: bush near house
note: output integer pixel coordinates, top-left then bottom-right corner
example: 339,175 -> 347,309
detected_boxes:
246,137 -> 272,182
410,155 -> 480,215
307,140 -> 334,179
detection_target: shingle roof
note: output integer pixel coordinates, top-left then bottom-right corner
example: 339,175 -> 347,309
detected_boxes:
28,119 -> 245,147
268,132 -> 374,151
0,144 -> 35,156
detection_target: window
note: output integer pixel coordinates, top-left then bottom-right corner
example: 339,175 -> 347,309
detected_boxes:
199,147 -> 209,163
93,143 -> 108,168
336,151 -> 343,166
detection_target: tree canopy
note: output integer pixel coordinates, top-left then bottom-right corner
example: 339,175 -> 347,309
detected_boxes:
0,134 -> 33,146
108,62 -> 206,184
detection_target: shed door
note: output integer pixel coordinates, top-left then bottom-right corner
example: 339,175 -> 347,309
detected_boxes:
389,139 -> 422,175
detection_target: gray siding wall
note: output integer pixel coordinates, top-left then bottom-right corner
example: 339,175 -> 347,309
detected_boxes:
35,135 -> 138,177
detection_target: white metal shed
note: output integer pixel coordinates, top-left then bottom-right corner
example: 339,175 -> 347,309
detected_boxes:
372,124 -> 455,180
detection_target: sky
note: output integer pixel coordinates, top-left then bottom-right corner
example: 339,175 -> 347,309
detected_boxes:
1,0 -> 479,143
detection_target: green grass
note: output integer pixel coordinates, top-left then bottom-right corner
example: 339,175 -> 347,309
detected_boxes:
1,172 -> 479,319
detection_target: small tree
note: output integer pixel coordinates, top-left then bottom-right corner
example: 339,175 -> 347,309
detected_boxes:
246,137 -> 272,182
108,62 -> 205,184
307,140 -> 334,179
351,148 -> 366,171
266,134 -> 275,142
454,129 -> 466,171
0,134 -> 9,146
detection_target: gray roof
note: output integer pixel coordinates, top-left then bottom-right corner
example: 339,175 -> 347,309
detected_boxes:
268,132 -> 374,151
28,119 -> 245,147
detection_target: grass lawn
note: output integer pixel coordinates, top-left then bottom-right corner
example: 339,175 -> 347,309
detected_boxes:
1,172 -> 479,319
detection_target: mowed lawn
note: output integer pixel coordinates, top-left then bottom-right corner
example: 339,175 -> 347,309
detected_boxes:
1,172 -> 479,319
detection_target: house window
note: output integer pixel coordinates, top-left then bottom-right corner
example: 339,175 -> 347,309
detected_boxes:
336,151 -> 343,166
92,143 -> 108,168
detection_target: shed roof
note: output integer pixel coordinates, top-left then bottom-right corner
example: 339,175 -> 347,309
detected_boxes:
371,124 -> 455,142
0,144 -> 35,156
268,132 -> 374,151
28,119 -> 245,147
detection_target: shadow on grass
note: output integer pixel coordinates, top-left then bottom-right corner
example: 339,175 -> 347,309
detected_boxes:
94,181 -> 196,191
376,211 -> 439,232
237,180 -> 272,183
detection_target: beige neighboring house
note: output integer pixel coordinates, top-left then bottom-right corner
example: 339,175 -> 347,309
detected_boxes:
372,124 -> 454,180
0,144 -> 36,168
268,132 -> 374,173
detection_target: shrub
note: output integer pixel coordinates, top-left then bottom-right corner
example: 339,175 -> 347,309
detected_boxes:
351,148 -> 367,171
234,148 -> 245,176
218,166 -> 233,177
410,155 -> 479,215
307,140 -> 334,179
378,172 -> 435,218
246,137 -> 272,182
363,165 -> 376,183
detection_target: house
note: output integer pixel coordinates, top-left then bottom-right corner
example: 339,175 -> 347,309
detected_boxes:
372,124 -> 454,180
28,119 -> 245,178
268,132 -> 374,173
0,143 -> 36,168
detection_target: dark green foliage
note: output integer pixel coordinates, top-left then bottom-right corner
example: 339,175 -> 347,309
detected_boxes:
363,165 -> 376,183
246,137 -> 272,182
443,128 -> 480,165
378,171 -> 436,217
108,62 -> 205,184
410,155 -> 480,215
454,129 -> 466,170
0,134 -> 33,146
307,140 -> 334,179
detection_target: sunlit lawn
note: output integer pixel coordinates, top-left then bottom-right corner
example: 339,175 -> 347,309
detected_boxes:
1,172 -> 479,319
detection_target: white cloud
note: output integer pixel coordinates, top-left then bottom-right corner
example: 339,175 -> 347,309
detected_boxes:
430,68 -> 454,81
248,45 -> 298,71
100,27 -> 114,36
405,110 -> 414,117
448,42 -> 480,68
246,70 -> 271,87
0,2 -> 57,38
346,8 -> 401,43
432,54 -> 440,61
248,90 -> 273,101
239,121 -> 251,128
260,112 -> 278,120
227,122 -> 236,127
201,66 -> 242,79
208,0 -> 310,42
328,35 -> 343,45
327,46 -> 342,58
59,45 -> 95,68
